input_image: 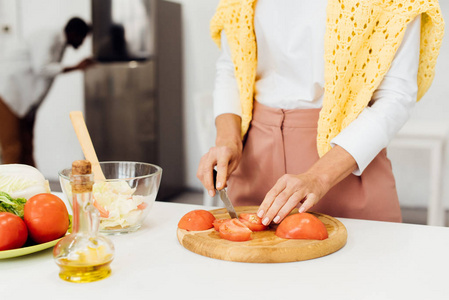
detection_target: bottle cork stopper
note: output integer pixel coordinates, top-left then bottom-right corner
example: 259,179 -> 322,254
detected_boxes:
72,160 -> 92,175
71,160 -> 93,193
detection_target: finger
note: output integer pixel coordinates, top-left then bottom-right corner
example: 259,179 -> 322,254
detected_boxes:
261,189 -> 293,225
272,192 -> 305,224
196,155 -> 206,181
215,162 -> 229,190
298,193 -> 319,213
204,166 -> 216,197
257,180 -> 286,219
197,154 -> 216,197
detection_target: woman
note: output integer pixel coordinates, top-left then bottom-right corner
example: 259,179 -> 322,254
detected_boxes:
197,0 -> 444,225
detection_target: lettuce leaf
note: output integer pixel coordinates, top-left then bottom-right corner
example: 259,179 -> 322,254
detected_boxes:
0,191 -> 27,218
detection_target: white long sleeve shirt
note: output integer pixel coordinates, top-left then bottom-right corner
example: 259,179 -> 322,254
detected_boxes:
0,29 -> 66,117
213,0 -> 421,175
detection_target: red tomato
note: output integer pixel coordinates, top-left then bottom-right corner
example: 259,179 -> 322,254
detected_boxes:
0,212 -> 28,251
275,213 -> 328,240
218,219 -> 252,242
238,213 -> 267,231
213,218 -> 231,231
178,210 -> 216,231
24,193 -> 69,244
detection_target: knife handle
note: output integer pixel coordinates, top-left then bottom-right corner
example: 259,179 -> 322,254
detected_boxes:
212,169 -> 218,190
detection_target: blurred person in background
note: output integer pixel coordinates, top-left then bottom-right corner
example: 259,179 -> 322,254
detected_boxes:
0,17 -> 94,166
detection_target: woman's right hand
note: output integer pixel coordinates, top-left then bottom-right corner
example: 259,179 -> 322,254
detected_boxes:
196,113 -> 243,197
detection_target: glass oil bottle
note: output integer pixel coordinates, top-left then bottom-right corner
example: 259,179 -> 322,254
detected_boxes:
53,160 -> 115,283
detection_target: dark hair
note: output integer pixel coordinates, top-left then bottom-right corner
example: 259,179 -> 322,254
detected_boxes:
64,17 -> 90,37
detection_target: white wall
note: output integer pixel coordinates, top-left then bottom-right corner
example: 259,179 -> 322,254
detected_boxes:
166,0 -> 220,190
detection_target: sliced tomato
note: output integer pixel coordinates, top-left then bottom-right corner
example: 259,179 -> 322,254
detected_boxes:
178,210 -> 216,231
93,200 -> 109,218
275,213 -> 328,240
213,218 -> 231,231
218,219 -> 252,242
239,213 -> 267,231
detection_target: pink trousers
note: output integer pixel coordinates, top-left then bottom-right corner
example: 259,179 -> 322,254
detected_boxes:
227,101 -> 402,222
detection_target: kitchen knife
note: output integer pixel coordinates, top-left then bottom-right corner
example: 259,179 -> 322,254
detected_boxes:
213,169 -> 238,219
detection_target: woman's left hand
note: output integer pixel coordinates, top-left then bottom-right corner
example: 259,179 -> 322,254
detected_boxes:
256,145 -> 358,226
256,172 -> 329,226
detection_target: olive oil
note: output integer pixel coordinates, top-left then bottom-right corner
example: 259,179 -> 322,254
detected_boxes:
56,258 -> 112,283
53,160 -> 115,283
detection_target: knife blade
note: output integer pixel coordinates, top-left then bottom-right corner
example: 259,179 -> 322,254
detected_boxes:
213,169 -> 238,219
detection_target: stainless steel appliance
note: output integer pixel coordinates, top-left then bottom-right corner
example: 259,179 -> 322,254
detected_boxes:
84,0 -> 184,200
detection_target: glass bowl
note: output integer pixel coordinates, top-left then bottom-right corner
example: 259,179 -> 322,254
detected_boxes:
59,161 -> 162,235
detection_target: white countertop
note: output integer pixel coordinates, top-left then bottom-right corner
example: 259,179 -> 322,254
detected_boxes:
1,194 -> 448,300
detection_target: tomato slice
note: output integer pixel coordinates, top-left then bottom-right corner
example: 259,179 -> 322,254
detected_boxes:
178,210 -> 216,231
213,218 -> 231,231
218,219 -> 252,242
238,213 -> 267,231
275,213 -> 328,240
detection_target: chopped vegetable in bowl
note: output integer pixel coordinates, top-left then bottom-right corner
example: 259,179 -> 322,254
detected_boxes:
93,181 -> 153,230
59,161 -> 162,234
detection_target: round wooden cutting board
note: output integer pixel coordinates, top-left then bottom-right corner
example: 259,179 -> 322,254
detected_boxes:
177,206 -> 347,263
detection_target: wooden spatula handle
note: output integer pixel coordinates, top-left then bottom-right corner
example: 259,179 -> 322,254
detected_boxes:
69,111 -> 106,181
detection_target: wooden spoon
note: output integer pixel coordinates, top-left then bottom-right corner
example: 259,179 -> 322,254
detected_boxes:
69,111 -> 106,181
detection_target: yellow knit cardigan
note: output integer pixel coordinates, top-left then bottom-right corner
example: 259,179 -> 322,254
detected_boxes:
210,0 -> 444,157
